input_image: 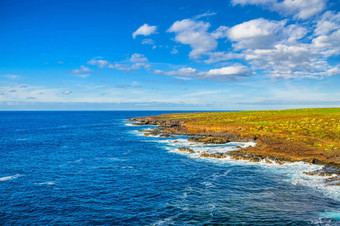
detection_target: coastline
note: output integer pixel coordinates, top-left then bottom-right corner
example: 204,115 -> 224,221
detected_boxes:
129,108 -> 340,177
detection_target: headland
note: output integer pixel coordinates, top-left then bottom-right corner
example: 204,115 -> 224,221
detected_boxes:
129,108 -> 340,172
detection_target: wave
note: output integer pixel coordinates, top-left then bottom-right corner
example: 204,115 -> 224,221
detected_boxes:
130,123 -> 340,202
124,123 -> 135,127
35,181 -> 55,185
156,137 -> 340,201
0,174 -> 22,182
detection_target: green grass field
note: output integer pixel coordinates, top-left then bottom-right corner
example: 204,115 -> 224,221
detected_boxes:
152,108 -> 339,153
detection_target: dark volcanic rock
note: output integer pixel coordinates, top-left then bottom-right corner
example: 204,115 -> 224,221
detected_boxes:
159,133 -> 174,138
188,136 -> 229,144
304,166 -> 340,177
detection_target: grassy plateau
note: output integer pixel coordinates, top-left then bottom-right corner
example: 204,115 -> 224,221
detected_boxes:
130,108 -> 340,167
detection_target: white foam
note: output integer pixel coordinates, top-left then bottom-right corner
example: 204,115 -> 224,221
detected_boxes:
129,130 -> 145,137
74,158 -> 83,163
107,157 -> 127,161
130,124 -> 340,202
162,138 -> 340,201
151,216 -> 175,226
35,181 -> 55,185
201,181 -> 215,188
0,174 -> 22,181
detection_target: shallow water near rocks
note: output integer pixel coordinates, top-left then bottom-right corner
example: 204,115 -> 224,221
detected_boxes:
1,111 -> 340,225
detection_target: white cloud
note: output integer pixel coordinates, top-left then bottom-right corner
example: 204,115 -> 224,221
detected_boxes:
315,11 -> 340,36
73,74 -> 91,78
220,9 -> 340,80
272,0 -> 326,20
107,63 -> 130,70
87,59 -> 111,68
0,84 -> 66,102
154,64 -> 253,81
207,65 -> 251,77
171,47 -> 179,54
312,11 -> 340,57
280,24 -> 308,43
204,52 -> 243,64
70,65 -> 93,74
226,18 -> 286,49
4,74 -> 19,79
244,43 -> 340,79
231,0 -> 274,6
193,11 -> 217,20
211,26 -> 229,39
232,0 -> 327,20
86,7 -> 339,81
142,39 -> 154,45
63,91 -> 72,95
87,54 -> 150,71
168,19 -> 218,58
141,39 -> 157,49
132,24 -> 157,39
130,53 -> 148,63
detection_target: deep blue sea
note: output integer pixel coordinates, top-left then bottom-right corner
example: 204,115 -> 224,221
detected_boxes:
1,111 -> 340,225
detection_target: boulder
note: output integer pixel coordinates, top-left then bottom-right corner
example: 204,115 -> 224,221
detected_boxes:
178,147 -> 195,154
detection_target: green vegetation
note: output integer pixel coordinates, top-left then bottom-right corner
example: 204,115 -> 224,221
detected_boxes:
146,108 -> 339,156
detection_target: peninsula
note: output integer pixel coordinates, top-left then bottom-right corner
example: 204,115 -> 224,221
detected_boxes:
130,108 -> 340,168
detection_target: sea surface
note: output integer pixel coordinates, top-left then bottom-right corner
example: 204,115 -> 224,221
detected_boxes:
1,111 -> 340,225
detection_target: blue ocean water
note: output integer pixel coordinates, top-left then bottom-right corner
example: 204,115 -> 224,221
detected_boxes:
0,111 -> 340,225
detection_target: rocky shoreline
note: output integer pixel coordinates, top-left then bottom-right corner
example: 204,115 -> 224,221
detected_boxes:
129,115 -> 340,184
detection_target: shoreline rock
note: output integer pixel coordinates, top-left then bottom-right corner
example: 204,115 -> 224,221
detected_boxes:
128,116 -> 340,168
177,147 -> 195,154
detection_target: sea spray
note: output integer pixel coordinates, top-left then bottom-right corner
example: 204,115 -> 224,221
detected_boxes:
135,124 -> 340,202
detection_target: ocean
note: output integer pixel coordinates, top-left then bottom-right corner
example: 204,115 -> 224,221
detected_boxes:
0,111 -> 339,225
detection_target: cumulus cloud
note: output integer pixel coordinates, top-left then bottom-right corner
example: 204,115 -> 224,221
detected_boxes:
168,19 -> 218,58
244,43 -> 340,79
211,26 -> 229,39
273,0 -> 326,20
70,65 -> 93,74
154,64 -> 253,81
84,4 -> 339,82
203,7 -> 339,80
312,10 -> 340,57
232,0 -> 327,20
226,18 -> 286,49
314,11 -> 340,36
204,52 -> 243,64
86,54 -> 150,71
130,53 -> 148,63
141,39 -> 157,49
87,59 -> 111,68
142,39 -> 154,45
280,24 -> 308,43
132,24 -> 157,39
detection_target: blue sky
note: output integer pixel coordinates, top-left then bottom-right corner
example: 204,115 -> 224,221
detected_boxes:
1,0 -> 339,110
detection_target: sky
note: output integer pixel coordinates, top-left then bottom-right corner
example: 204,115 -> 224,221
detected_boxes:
0,0 -> 339,110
